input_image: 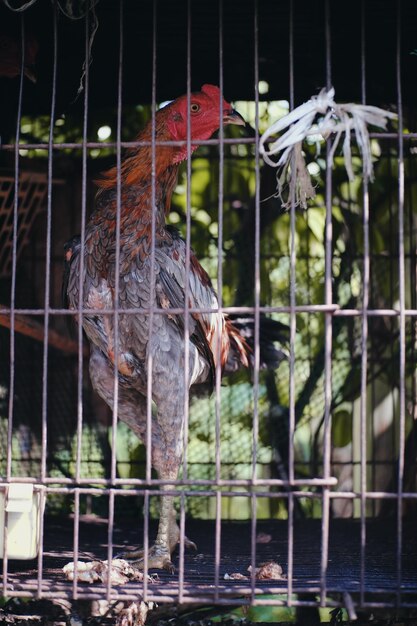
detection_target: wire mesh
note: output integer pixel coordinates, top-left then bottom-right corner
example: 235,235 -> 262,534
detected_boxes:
0,0 -> 416,619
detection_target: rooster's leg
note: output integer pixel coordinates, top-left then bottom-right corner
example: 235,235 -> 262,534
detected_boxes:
120,485 -> 197,572
120,393 -> 197,570
93,344 -> 198,571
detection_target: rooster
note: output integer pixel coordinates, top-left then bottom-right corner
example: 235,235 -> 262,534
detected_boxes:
64,84 -> 286,571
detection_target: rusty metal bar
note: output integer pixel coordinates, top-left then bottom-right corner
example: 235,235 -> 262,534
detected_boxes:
72,489 -> 80,600
106,4 -> 124,600
396,0 -> 406,607
3,484 -> 417,498
359,0 -> 369,607
213,0 -> 225,599
214,0 -> 223,488
3,129 -> 417,152
73,0 -> 88,493
0,475 -> 340,487
182,0 -> 192,490
106,489 -> 116,601
142,491 -> 150,601
178,491 -> 186,602
142,0 -> 158,583
110,0 -> 124,495
287,0 -> 296,608
37,1 -> 58,597
3,587 -> 413,609
2,6 -> 24,578
73,0 -> 91,601
249,0 -> 261,605
251,0 -> 261,486
214,491 -> 222,602
5,304 -> 417,316
178,0 -> 193,597
41,0 -> 58,488
320,0 -> 334,606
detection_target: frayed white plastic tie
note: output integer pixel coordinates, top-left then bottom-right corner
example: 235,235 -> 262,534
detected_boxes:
259,87 -> 397,208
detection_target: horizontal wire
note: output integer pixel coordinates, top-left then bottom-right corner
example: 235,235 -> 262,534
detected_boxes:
1,476 -> 338,488
4,305 -> 417,317
2,130 -> 417,152
6,588 -> 413,607
5,479 -> 417,498
3,583 -> 415,604
1,138 -> 258,150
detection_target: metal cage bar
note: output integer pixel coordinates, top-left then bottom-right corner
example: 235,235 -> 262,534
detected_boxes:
359,0 -> 369,606
395,0 -> 406,606
319,0 -> 334,606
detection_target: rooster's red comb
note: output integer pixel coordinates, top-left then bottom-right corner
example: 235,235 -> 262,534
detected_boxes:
200,84 -> 222,100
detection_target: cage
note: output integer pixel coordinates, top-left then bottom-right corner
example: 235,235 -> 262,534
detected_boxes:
0,0 -> 416,624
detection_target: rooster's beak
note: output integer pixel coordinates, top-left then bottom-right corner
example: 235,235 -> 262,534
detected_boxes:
223,109 -> 246,127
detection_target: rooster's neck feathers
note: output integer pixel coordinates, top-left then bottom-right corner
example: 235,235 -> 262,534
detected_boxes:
90,85 -> 238,245
92,111 -> 183,236
96,111 -> 180,191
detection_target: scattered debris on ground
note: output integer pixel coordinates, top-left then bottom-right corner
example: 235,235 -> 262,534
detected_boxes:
63,559 -> 157,585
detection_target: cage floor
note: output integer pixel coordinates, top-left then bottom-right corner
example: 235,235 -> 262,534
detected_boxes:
2,516 -> 417,603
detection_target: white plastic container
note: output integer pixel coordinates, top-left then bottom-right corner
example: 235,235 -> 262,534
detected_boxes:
0,483 -> 45,560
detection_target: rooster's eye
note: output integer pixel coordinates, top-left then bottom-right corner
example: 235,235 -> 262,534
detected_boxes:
190,103 -> 200,113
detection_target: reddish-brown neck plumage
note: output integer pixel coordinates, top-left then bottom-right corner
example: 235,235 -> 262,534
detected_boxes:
93,108 -> 183,241
89,109 -> 184,263
90,85 -> 240,253
96,108 -> 180,192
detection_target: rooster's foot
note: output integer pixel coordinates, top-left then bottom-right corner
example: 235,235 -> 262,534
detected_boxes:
127,544 -> 175,573
183,535 -> 197,551
118,534 -> 197,573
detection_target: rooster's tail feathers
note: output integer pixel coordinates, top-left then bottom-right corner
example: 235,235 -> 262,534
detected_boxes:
224,314 -> 289,374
